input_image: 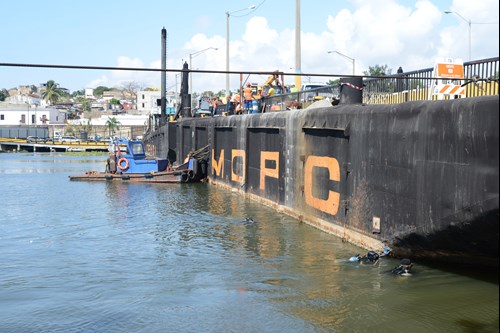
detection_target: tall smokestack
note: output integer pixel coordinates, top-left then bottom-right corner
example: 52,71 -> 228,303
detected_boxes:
180,61 -> 191,117
161,27 -> 167,121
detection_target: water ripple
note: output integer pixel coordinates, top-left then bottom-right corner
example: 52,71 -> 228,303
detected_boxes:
0,153 -> 498,333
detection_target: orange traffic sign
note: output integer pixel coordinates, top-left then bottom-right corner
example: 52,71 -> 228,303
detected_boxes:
435,62 -> 464,79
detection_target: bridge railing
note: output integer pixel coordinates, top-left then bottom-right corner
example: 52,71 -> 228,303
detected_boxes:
363,57 -> 499,104
260,57 -> 498,110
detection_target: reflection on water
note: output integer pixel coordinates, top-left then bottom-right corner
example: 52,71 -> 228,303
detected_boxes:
0,153 -> 498,333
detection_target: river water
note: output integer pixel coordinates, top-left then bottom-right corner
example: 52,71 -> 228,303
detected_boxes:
0,152 -> 498,333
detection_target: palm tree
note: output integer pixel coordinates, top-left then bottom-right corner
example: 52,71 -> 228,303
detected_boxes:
41,80 -> 64,105
105,117 -> 121,136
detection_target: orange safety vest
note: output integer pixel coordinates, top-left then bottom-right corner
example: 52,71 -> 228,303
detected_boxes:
243,87 -> 253,101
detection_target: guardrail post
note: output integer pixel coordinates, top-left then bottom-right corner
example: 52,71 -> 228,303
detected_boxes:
340,77 -> 363,104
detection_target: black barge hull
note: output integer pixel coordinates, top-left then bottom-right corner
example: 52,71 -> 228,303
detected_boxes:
146,96 -> 499,268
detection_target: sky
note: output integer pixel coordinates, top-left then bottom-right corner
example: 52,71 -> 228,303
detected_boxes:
0,0 -> 498,94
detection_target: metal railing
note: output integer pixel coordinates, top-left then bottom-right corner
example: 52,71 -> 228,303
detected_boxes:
363,57 -> 498,104
260,57 -> 498,110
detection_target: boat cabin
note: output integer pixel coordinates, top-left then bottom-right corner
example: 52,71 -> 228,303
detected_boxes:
111,138 -> 168,173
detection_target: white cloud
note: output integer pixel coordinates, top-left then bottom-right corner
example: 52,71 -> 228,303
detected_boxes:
86,56 -> 162,90
99,0 -> 498,93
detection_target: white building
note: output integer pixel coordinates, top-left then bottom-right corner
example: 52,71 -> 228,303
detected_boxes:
137,90 -> 159,113
85,88 -> 94,99
0,102 -> 66,126
137,90 -> 176,114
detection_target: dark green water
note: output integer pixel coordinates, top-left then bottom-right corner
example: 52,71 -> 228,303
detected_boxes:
0,153 -> 498,333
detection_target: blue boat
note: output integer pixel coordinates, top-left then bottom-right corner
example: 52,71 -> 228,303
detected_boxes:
69,138 -> 208,183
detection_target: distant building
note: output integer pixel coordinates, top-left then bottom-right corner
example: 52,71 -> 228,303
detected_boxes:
85,88 -> 94,99
102,90 -> 126,101
121,101 -> 135,111
137,90 -> 160,112
0,102 -> 66,126
90,101 -> 108,112
9,85 -> 37,96
137,90 -> 176,115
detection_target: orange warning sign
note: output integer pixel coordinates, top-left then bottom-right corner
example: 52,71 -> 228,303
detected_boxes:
436,63 -> 464,79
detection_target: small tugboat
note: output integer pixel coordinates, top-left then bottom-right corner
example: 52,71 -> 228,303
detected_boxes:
69,138 -> 207,183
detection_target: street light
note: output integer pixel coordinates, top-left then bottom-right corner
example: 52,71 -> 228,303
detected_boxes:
328,50 -> 355,76
226,4 -> 256,94
189,47 -> 218,95
444,11 -> 472,61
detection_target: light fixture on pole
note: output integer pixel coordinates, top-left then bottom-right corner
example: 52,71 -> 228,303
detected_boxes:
226,4 -> 256,94
189,47 -> 218,95
444,11 -> 472,61
328,50 -> 355,76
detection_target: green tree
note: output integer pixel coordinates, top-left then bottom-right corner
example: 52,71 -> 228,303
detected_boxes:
105,117 -> 121,136
201,91 -> 215,98
326,79 -> 341,86
0,89 -> 9,101
74,97 -> 91,112
216,89 -> 227,97
93,86 -> 111,98
364,64 -> 396,93
82,98 -> 92,112
72,89 -> 85,98
41,80 -> 64,105
364,64 -> 392,76
110,98 -> 121,106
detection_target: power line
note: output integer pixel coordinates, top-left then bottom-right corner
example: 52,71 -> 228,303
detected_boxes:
0,61 -> 481,81
0,61 -> 341,77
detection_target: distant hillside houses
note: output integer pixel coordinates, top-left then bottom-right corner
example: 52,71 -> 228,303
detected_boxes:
7,82 -> 69,99
2,85 -> 178,123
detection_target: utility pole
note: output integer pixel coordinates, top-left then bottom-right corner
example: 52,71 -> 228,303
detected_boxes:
294,0 -> 302,90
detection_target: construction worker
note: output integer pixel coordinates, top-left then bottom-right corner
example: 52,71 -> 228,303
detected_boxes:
268,86 -> 275,97
225,92 -> 233,114
243,82 -> 253,114
211,97 -> 218,115
232,91 -> 241,115
232,90 -> 241,104
260,86 -> 268,98
255,87 -> 263,99
249,87 -> 263,114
